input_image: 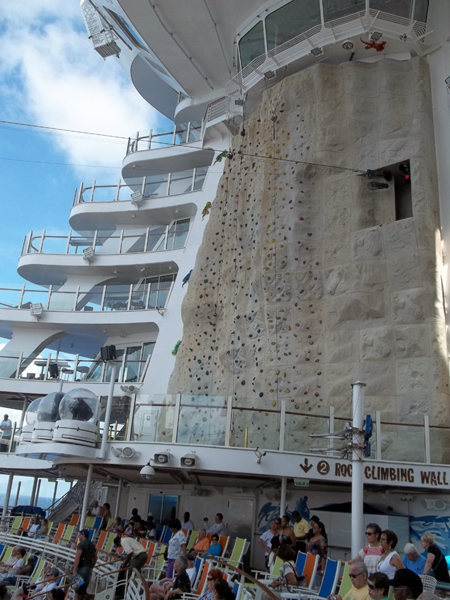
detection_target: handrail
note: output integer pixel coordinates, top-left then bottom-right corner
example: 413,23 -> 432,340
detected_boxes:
126,120 -> 202,155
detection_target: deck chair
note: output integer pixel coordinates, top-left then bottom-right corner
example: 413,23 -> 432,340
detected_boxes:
187,530 -> 199,551
69,514 -> 79,526
52,523 -> 66,544
9,517 -> 23,535
60,524 -> 75,545
84,516 -> 95,529
145,550 -> 166,581
20,518 -> 30,534
219,536 -> 229,556
103,532 -> 117,554
145,542 -> 157,565
252,555 -> 284,582
93,517 -> 103,529
281,558 -> 341,600
190,560 -> 212,596
191,556 -> 204,589
16,557 -> 46,588
96,530 -> 107,550
155,524 -> 164,541
222,538 -> 247,569
338,562 -> 352,598
161,528 -> 172,544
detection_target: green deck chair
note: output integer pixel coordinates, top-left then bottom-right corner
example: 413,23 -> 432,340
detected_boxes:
186,530 -> 199,551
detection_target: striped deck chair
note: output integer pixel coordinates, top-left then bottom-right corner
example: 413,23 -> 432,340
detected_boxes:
146,550 -> 166,582
60,524 -> 76,545
302,552 -> 319,588
9,517 -> 23,535
183,559 -> 211,598
20,518 -> 30,535
69,514 -> 79,526
218,536 -> 229,556
103,532 -> 117,554
16,557 -> 46,588
96,530 -> 107,550
93,517 -> 103,529
0,546 -> 14,565
187,530 -> 199,551
161,528 -> 172,544
145,541 -> 157,565
52,523 -> 66,544
155,524 -> 164,541
106,518 -> 115,529
223,538 -> 246,569
338,562 -> 352,598
280,557 -> 341,600
42,521 -> 53,538
84,516 -> 95,529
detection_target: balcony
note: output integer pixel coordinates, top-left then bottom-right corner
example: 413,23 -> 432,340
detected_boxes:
126,121 -> 202,154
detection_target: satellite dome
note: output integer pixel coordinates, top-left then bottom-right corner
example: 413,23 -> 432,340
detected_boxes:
58,388 -> 99,423
36,392 -> 65,422
25,397 -> 44,426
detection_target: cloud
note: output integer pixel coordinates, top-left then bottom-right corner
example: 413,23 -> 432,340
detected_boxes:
0,0 -> 164,180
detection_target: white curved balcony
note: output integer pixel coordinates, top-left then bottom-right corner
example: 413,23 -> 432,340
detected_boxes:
122,122 -> 215,183
70,168 -> 206,230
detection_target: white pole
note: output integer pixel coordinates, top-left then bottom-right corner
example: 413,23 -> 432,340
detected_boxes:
18,396 -> 28,430
2,474 -> 14,522
35,479 -> 42,507
14,482 -> 21,507
30,477 -> 38,506
115,479 -> 122,517
52,481 -> 59,507
351,381 -> 366,557
80,465 -> 94,529
280,477 -> 287,518
101,362 -> 117,458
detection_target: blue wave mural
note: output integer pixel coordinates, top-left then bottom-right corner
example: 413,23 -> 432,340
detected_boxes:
410,515 -> 450,556
257,496 -> 310,533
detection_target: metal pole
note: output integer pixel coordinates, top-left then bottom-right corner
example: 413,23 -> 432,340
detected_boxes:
2,474 -> 13,522
115,479 -> 122,517
351,381 -> 366,557
14,482 -> 21,507
35,479 -> 42,507
52,481 -> 59,507
18,396 -> 28,430
80,465 -> 93,529
100,362 -> 117,458
30,477 -> 38,506
280,477 -> 287,518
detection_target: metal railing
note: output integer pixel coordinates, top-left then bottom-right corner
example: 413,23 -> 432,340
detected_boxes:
72,167 -> 208,206
126,120 -> 202,155
0,280 -> 174,314
21,222 -> 189,256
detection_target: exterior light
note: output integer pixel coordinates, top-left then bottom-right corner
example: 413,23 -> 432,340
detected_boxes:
30,303 -> 44,317
131,190 -> 144,206
310,47 -> 323,57
342,40 -> 354,51
82,246 -> 95,261
264,71 -> 276,80
370,31 -> 383,42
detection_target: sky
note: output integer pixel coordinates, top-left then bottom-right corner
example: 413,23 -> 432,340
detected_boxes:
0,0 -> 169,504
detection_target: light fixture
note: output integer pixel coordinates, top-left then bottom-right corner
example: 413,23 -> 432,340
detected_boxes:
234,98 -> 245,106
264,70 -> 276,80
254,447 -> 267,464
181,452 -> 197,468
370,31 -> 383,42
342,40 -> 354,51
399,33 -> 408,42
120,384 -> 141,393
131,190 -> 144,206
30,303 -> 44,317
83,246 -> 95,262
153,451 -> 171,464
157,307 -> 166,316
310,47 -> 323,57
111,447 -> 136,458
140,463 -> 155,479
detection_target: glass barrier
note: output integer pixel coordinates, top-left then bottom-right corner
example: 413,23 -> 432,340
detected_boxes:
132,396 -> 177,442
20,289 -> 49,308
0,288 -> 22,309
98,395 -> 132,441
231,398 -> 280,450
177,395 -> 227,446
380,423 -> 425,463
430,426 -> 450,465
284,411 -> 330,453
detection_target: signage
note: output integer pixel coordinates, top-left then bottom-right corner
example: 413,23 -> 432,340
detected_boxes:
294,479 -> 309,487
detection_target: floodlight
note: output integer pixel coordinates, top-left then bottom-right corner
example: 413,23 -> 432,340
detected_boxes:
30,303 -> 44,317
342,40 -> 354,51
310,47 -> 323,57
370,31 -> 383,42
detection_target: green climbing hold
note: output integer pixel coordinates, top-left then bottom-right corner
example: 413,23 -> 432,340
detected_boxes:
171,340 -> 182,355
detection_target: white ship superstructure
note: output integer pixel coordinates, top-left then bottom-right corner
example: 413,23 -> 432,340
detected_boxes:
0,0 -> 449,567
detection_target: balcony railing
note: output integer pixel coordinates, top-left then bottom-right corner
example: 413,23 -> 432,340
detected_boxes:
0,278 -> 175,314
73,167 -> 208,206
21,220 -> 190,257
0,352 -> 151,385
112,394 -> 448,465
126,121 -> 202,155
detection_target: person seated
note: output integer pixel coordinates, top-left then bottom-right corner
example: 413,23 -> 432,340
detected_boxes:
186,554 -> 197,587
0,548 -> 26,581
204,535 -> 222,558
24,517 -> 40,538
11,566 -> 60,600
0,555 -> 35,590
149,555 -> 191,600
192,529 -> 210,554
198,569 -> 223,600
36,518 -> 49,538
328,562 -> 370,600
213,579 -> 235,600
107,517 -> 124,535
145,514 -> 156,539
266,545 -> 302,598
368,572 -> 389,600
0,547 -> 22,574
133,517 -> 147,539
128,508 -> 141,523
402,544 -> 426,576
87,500 -> 103,517
100,503 -> 111,530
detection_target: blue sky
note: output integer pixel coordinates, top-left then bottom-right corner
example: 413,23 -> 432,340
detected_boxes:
0,0 -> 170,503
0,0 -> 167,287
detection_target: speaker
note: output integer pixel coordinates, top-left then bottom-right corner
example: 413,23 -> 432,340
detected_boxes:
101,345 -> 116,361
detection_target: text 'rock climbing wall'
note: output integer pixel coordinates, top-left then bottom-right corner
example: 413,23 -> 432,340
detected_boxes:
169,58 -> 450,463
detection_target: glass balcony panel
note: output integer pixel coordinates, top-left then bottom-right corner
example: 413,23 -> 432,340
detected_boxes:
188,121 -> 202,143
193,167 -> 208,191
20,290 -> 49,309
177,395 -> 227,445
95,234 -> 120,255
175,123 -> 188,145
104,286 -> 130,311
430,426 -> 450,465
41,236 -> 69,254
132,395 -> 176,442
75,358 -> 97,381
413,0 -> 429,21
99,394 -> 132,441
105,349 -> 125,382
0,288 -> 21,309
231,402 -> 280,450
239,21 -> 265,69
166,219 -> 190,250
118,179 -> 140,201
284,412 -> 330,453
380,422 -> 425,463
147,227 -> 166,252
124,347 -> 141,382
121,233 -> 145,254
150,132 -> 174,149
91,185 -> 117,203
323,0 -> 365,21
168,170 -> 193,196
266,0 -> 321,51
86,360 -> 104,382
130,284 -> 148,311
68,235 -> 94,255
77,286 -> 103,311
140,342 -> 155,379
47,290 -> 76,311
370,0 -> 412,19
144,174 -> 169,198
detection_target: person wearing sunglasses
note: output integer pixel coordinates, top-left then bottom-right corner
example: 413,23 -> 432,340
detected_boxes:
329,563 -> 370,600
377,530 -> 404,578
198,568 -> 223,600
368,572 -> 389,600
348,523 -> 383,575
204,535 -> 223,558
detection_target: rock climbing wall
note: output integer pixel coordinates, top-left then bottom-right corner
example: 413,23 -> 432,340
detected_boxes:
169,58 -> 450,462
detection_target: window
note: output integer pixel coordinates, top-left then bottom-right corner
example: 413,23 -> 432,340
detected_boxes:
370,0 -> 412,20
169,171 -> 194,196
194,166 -> 208,191
104,8 -> 147,50
239,21 -> 265,69
266,0 -> 321,51
148,494 -> 178,524
166,219 -> 190,250
144,274 -> 176,309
